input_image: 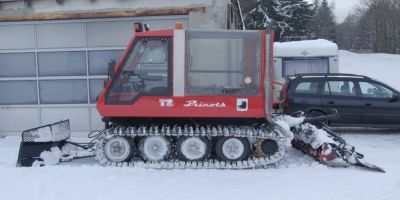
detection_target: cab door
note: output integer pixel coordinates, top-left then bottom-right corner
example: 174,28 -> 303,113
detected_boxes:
358,81 -> 400,124
321,79 -> 362,123
105,37 -> 172,104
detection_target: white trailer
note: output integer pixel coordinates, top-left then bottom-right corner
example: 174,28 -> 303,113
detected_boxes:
273,39 -> 339,82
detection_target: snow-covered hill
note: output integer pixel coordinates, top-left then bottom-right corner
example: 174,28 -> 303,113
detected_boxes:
339,50 -> 400,90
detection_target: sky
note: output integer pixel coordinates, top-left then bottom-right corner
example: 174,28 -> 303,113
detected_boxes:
307,0 -> 360,23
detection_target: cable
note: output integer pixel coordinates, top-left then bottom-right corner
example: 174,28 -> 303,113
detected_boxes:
87,129 -> 106,148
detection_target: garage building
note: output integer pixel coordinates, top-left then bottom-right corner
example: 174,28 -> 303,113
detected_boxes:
0,0 -> 243,135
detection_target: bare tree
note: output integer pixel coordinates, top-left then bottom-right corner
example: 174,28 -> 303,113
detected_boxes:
337,14 -> 359,50
338,0 -> 400,54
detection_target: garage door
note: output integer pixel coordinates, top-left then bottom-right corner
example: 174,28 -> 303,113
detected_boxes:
0,16 -> 188,135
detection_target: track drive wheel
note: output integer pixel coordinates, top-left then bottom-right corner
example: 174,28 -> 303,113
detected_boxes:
103,136 -> 134,162
255,139 -> 279,157
215,137 -> 250,162
139,136 -> 172,161
177,137 -> 211,161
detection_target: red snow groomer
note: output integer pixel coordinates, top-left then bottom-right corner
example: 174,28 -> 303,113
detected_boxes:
16,23 -> 384,172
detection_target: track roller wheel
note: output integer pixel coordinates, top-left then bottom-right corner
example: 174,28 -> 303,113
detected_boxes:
215,137 -> 250,162
103,136 -> 134,162
139,136 -> 172,161
177,137 -> 211,161
255,139 -> 279,157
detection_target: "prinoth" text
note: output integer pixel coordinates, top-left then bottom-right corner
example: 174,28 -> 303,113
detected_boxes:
184,100 -> 226,108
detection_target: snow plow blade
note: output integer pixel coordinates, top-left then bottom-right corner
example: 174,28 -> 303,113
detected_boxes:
17,120 -> 71,167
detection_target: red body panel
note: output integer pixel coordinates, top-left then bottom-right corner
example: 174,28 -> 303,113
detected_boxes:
97,96 -> 265,118
96,29 -> 275,119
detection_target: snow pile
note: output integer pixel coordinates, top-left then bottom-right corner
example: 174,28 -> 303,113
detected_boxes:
32,147 -> 62,166
294,123 -> 335,149
274,39 -> 338,57
60,143 -> 95,162
273,115 -> 305,134
279,115 -> 305,127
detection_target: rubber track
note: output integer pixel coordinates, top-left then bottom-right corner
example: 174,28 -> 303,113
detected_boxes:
95,125 -> 287,169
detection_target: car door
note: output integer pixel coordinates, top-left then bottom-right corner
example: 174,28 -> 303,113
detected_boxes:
287,78 -> 323,113
358,81 -> 400,124
321,79 -> 362,123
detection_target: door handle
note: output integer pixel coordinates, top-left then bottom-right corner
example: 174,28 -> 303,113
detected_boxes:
365,103 -> 372,106
328,101 -> 335,105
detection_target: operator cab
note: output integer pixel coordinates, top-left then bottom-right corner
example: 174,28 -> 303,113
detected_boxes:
96,23 -> 278,121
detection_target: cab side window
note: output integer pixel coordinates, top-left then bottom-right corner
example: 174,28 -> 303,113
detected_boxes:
359,81 -> 393,98
323,81 -> 356,97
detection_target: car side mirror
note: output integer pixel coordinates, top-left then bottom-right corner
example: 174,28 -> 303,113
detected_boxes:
389,94 -> 399,102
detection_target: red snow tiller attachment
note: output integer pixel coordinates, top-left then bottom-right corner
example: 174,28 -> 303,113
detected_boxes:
16,23 -> 384,172
288,112 -> 385,173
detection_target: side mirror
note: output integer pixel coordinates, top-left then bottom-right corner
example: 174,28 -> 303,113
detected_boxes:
389,94 -> 399,102
107,59 -> 116,79
103,79 -> 108,88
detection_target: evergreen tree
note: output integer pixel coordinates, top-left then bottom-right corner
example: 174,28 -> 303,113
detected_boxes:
276,0 -> 315,40
244,0 -> 278,30
244,0 -> 315,41
311,0 -> 337,41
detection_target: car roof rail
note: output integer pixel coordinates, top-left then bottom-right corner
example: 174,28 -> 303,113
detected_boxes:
293,73 -> 371,79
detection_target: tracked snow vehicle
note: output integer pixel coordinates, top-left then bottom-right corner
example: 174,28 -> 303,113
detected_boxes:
87,23 -> 288,169
16,23 -> 384,172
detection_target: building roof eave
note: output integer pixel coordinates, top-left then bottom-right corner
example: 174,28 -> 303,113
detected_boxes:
0,7 -> 205,22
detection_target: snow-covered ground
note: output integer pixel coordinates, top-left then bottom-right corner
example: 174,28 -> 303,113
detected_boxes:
1,133 -> 400,200
1,51 -> 400,200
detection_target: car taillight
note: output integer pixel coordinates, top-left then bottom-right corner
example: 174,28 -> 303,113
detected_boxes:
283,98 -> 290,113
284,106 -> 290,113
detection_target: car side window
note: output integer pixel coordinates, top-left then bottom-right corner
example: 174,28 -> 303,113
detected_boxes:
294,81 -> 320,94
323,81 -> 356,97
359,81 -> 393,98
